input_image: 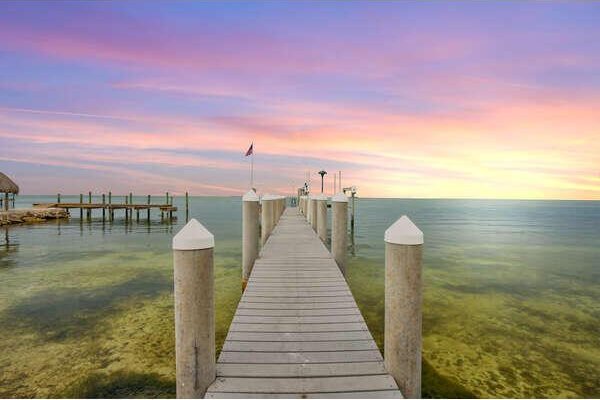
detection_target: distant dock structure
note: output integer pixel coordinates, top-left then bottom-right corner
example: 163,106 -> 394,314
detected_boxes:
33,192 -> 186,222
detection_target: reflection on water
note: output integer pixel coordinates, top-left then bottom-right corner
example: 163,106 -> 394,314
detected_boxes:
0,196 -> 598,398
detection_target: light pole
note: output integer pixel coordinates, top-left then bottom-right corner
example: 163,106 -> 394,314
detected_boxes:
318,170 -> 327,193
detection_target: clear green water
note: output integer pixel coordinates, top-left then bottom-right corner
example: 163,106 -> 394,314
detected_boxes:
0,196 -> 598,398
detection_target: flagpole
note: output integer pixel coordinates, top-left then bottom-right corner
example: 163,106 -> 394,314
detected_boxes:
251,144 -> 254,189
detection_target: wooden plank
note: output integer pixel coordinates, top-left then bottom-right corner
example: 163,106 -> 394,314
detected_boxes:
219,350 -> 382,364
216,361 -> 387,377
235,308 -> 361,316
237,302 -> 359,310
206,390 -> 402,398
228,322 -> 368,333
233,315 -> 365,324
240,296 -> 356,303
225,330 -> 375,342
206,375 -> 398,393
222,340 -> 377,352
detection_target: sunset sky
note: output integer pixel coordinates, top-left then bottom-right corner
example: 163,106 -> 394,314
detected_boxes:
1,1 -> 599,198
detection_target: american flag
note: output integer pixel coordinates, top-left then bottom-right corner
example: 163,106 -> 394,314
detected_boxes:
245,143 -> 253,156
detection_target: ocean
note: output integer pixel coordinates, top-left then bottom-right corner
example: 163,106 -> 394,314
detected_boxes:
0,196 -> 598,398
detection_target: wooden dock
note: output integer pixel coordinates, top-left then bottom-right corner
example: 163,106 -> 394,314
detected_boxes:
205,207 -> 402,398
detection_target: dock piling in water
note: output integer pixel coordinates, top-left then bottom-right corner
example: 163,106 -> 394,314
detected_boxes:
242,190 -> 259,291
87,191 -> 92,220
173,219 -> 215,398
79,194 -> 83,219
384,216 -> 424,398
331,192 -> 348,274
102,194 -> 106,221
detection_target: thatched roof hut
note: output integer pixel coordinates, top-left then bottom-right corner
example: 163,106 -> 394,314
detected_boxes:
0,172 -> 19,194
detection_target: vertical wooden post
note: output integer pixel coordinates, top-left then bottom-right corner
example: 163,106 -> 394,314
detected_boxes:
57,193 -> 61,204
384,216 -> 423,399
102,194 -> 106,221
173,219 -> 215,398
137,208 -> 140,222
125,196 -> 129,222
87,191 -> 92,220
79,194 -> 83,219
242,190 -> 259,291
147,195 -> 151,221
185,192 -> 189,222
109,191 -> 113,221
3,193 -> 8,211
11,194 -> 15,208
331,192 -> 348,274
315,194 -> 328,243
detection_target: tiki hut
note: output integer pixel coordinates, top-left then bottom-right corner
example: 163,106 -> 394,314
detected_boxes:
0,172 -> 19,211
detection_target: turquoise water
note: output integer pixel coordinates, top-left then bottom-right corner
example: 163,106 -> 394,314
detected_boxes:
0,196 -> 598,398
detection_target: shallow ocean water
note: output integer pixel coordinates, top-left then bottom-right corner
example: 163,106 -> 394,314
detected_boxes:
0,196 -> 598,398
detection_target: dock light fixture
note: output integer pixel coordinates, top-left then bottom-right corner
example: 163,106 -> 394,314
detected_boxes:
318,170 -> 327,193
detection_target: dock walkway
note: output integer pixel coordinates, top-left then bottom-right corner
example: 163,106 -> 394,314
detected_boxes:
205,207 -> 402,398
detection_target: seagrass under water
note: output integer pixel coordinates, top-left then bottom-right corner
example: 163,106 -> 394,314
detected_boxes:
0,195 -> 598,398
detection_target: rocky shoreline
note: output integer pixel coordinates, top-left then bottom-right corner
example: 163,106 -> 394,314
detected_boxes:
0,208 -> 70,226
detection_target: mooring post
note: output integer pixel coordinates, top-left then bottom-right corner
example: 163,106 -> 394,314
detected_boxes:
331,192 -> 348,274
147,195 -> 151,221
242,190 -> 259,291
87,191 -> 92,220
57,193 -> 61,204
102,194 -> 106,221
173,219 -> 216,398
125,196 -> 129,222
315,194 -> 328,243
109,191 -> 113,221
79,194 -> 83,219
384,216 -> 423,399
310,196 -> 318,232
185,191 -> 189,222
261,194 -> 275,245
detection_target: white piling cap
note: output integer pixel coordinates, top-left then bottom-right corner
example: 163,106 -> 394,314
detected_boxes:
242,190 -> 259,202
384,216 -> 423,245
331,192 -> 348,202
173,218 -> 214,250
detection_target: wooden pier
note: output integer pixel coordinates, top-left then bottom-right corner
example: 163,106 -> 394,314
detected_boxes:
173,193 -> 423,399
205,207 -> 402,398
32,192 -> 179,222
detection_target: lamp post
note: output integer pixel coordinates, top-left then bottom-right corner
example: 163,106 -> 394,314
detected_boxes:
318,170 -> 327,193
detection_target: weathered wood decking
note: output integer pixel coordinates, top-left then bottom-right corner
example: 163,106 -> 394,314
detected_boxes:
205,207 -> 402,398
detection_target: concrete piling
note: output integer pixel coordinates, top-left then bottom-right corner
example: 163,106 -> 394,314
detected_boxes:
384,216 -> 423,399
315,194 -> 328,243
331,192 -> 348,274
242,190 -> 260,291
173,219 -> 216,398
